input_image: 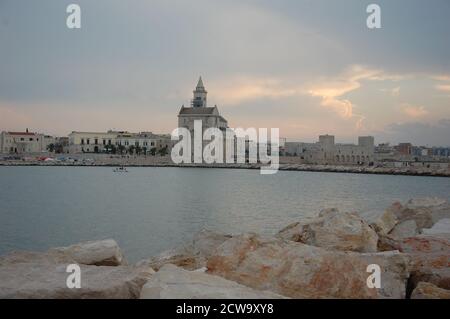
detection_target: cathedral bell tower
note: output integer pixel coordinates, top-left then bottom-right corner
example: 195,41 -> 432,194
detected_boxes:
191,76 -> 207,108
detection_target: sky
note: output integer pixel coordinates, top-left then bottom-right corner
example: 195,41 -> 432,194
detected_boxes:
0,0 -> 450,146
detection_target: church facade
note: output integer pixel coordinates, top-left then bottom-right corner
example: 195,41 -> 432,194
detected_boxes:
178,77 -> 228,133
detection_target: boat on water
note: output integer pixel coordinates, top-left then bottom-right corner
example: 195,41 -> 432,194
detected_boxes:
113,166 -> 128,173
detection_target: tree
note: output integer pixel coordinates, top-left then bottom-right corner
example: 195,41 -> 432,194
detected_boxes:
142,147 -> 147,156
118,145 -> 125,155
158,145 -> 169,156
150,147 -> 157,156
135,145 -> 142,155
128,145 -> 136,155
47,143 -> 55,153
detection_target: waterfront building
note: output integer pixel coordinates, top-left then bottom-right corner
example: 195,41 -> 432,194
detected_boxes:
177,77 -> 229,160
284,135 -> 375,165
395,143 -> 412,155
68,131 -> 170,154
178,77 -> 228,133
0,130 -> 54,154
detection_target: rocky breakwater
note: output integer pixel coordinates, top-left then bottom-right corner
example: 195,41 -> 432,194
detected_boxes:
0,239 -> 152,298
0,197 -> 448,299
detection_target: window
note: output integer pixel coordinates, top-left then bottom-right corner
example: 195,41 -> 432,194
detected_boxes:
95,139 -> 98,145
87,139 -> 90,145
81,139 -> 84,145
21,138 -> 24,141
103,140 -> 106,145
29,138 -> 33,141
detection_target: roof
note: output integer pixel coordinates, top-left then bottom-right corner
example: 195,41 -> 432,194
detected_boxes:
179,106 -> 216,115
7,132 -> 37,136
196,76 -> 205,89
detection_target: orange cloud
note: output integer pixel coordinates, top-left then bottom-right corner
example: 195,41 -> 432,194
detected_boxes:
401,104 -> 429,118
436,84 -> 450,92
307,65 -> 399,119
210,77 -> 300,105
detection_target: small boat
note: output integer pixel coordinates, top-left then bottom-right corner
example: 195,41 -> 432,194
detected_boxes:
113,166 -> 128,173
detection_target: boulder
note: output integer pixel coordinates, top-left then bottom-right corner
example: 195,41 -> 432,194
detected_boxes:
377,234 -> 402,252
0,251 -> 152,299
389,198 -> 450,231
422,218 -> 450,238
278,209 -> 379,253
397,235 -> 450,290
389,220 -> 418,239
207,233 -> 409,298
192,229 -> 232,256
408,198 -> 450,225
360,207 -> 398,235
411,282 -> 450,299
136,246 -> 203,271
140,264 -> 286,299
49,239 -> 124,266
136,230 -> 231,271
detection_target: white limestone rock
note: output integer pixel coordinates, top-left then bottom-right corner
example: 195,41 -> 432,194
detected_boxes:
398,197 -> 450,229
136,229 -> 231,271
411,282 -> 450,299
389,220 -> 418,239
207,233 -> 409,299
422,218 -> 450,238
360,208 -> 398,235
140,264 -> 286,299
49,239 -> 124,266
278,209 -> 379,253
0,251 -> 152,299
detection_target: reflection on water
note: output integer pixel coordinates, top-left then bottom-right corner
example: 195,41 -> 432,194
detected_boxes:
0,166 -> 449,261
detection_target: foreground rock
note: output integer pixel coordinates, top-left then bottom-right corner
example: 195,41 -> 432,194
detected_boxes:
411,282 -> 450,299
387,198 -> 450,233
278,209 -> 378,253
140,264 -> 286,299
397,235 -> 450,290
207,233 -> 409,298
49,239 -> 125,266
0,251 -> 152,299
136,230 -> 231,271
360,207 -> 398,235
389,220 -> 418,239
422,218 -> 450,239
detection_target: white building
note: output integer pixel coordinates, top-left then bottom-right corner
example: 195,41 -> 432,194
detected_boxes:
0,130 -> 54,154
178,77 -> 228,132
68,131 -> 171,154
285,135 -> 374,165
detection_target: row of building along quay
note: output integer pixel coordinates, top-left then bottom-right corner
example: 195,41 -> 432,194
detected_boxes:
1,78 -> 450,176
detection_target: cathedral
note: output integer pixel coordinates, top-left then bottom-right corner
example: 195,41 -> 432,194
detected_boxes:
178,77 -> 228,132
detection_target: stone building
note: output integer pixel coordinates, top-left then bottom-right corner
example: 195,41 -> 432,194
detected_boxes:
285,135 -> 374,165
178,77 -> 228,133
177,77 -> 229,161
0,130 -> 54,154
67,131 -> 170,154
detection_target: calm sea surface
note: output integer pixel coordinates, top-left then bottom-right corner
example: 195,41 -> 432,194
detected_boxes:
1,166 -> 449,262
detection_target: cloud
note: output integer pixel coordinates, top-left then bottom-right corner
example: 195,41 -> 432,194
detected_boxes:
391,87 -> 400,96
431,74 -> 450,93
307,65 -> 402,119
401,104 -> 429,118
436,84 -> 450,92
210,76 -> 300,106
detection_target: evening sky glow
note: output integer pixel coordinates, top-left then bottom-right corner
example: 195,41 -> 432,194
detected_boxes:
1,0 -> 449,145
